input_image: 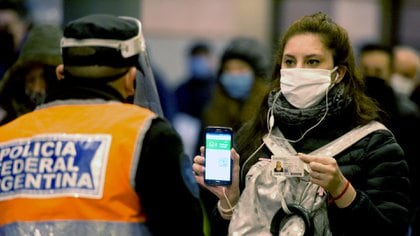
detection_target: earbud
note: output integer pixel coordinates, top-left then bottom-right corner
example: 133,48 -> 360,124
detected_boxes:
268,91 -> 281,133
269,114 -> 275,129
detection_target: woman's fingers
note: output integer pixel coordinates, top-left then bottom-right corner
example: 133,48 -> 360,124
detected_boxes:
192,156 -> 204,174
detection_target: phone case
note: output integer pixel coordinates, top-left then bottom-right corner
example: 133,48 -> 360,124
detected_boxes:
204,126 -> 233,186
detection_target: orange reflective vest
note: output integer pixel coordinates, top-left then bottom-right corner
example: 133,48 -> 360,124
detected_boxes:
0,101 -> 157,235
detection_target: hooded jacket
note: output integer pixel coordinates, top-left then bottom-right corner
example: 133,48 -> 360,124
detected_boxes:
201,37 -> 271,132
0,24 -> 62,125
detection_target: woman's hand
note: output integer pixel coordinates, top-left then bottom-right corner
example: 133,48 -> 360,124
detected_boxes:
299,153 -> 356,207
192,146 -> 241,208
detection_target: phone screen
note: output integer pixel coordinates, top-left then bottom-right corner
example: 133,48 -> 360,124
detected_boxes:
204,126 -> 232,186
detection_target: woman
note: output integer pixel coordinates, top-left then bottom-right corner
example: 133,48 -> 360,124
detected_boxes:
193,12 -> 411,235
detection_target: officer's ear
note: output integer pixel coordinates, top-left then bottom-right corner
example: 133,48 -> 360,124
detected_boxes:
56,64 -> 65,80
124,67 -> 137,97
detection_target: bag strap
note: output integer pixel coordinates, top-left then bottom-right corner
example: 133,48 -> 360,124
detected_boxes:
269,121 -> 389,236
310,121 -> 389,157
267,121 -> 389,173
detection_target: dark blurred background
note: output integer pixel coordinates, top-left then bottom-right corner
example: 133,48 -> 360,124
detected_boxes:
7,0 -> 420,89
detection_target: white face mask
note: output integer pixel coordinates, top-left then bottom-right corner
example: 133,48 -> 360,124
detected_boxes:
280,67 -> 338,108
390,73 -> 415,96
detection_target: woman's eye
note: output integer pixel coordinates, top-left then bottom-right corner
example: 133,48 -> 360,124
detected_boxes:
283,59 -> 294,66
307,59 -> 320,65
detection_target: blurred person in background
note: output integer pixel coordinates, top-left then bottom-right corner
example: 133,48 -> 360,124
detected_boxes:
0,0 -> 31,79
200,36 -> 271,133
391,45 -> 420,98
0,24 -> 62,125
197,36 -> 271,235
151,64 -> 178,123
392,45 -> 420,236
175,40 -> 216,119
396,46 -> 420,110
173,40 -> 217,158
358,43 -> 400,128
358,43 -> 420,235
358,43 -> 420,129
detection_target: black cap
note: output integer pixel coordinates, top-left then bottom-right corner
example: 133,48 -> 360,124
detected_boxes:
61,14 -> 143,70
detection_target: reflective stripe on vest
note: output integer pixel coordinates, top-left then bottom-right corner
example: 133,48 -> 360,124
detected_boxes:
1,221 -> 152,236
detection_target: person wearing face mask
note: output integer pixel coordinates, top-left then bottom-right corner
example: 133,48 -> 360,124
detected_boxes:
0,24 -> 62,125
175,40 -> 217,120
396,46 -> 420,109
192,12 -> 411,236
200,37 -> 271,133
392,45 -> 420,236
358,43 -> 420,235
391,45 -> 419,98
172,41 -> 217,159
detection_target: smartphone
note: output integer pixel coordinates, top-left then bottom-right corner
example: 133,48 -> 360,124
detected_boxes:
204,126 -> 233,186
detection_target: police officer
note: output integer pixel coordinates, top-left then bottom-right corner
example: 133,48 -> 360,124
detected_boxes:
0,14 -> 204,236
